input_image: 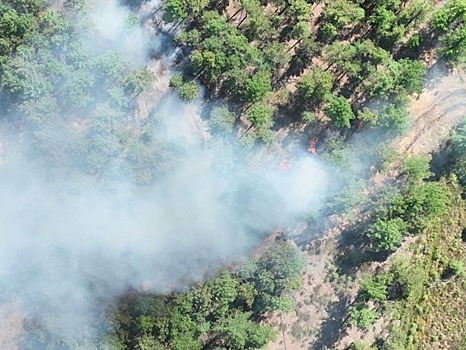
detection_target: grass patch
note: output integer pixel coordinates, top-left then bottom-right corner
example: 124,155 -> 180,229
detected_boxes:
384,178 -> 466,349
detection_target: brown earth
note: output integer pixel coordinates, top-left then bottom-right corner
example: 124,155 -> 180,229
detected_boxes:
400,66 -> 466,155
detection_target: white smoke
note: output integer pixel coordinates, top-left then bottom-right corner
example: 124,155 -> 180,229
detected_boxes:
0,0 -> 330,345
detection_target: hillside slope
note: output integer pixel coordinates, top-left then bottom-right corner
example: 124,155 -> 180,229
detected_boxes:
266,66 -> 466,350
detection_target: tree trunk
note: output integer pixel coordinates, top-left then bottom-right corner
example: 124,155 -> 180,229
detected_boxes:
169,19 -> 184,33
234,103 -> 254,122
227,8 -> 242,22
334,71 -> 346,85
237,13 -> 248,29
153,18 -> 164,30
277,4 -> 289,17
194,69 -> 205,80
404,11 -> 422,29
238,123 -> 254,140
287,38 -> 303,53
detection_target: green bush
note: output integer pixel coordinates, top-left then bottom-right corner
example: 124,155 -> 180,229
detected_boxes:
401,155 -> 432,183
349,340 -> 377,350
348,303 -> 378,330
366,218 -> 407,252
208,106 -> 236,135
449,260 -> 466,277
360,273 -> 393,302
390,257 -> 429,301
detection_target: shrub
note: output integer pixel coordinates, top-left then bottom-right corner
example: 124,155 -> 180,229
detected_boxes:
366,218 -> 407,252
360,273 -> 393,302
348,303 -> 378,330
449,260 -> 465,277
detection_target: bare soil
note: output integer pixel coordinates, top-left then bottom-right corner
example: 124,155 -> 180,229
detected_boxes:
399,66 -> 466,155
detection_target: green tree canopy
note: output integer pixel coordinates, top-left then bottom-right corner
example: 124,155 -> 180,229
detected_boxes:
243,69 -> 272,102
169,73 -> 199,101
401,155 -> 432,183
294,66 -> 333,108
246,102 -> 274,129
360,273 -> 393,302
324,95 -> 355,128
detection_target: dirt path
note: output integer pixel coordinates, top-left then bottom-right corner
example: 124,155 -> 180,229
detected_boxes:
266,67 -> 466,350
398,67 -> 466,155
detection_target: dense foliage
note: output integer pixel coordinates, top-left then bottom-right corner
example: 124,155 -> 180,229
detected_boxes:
108,241 -> 304,350
25,241 -> 305,349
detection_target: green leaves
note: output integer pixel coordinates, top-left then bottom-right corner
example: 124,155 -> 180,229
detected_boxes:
255,241 -> 306,295
246,102 -> 274,129
163,0 -> 188,23
317,0 -> 364,42
295,66 -> 333,108
124,68 -> 154,95
362,59 -> 425,99
287,0 -> 311,21
243,69 -> 271,102
0,6 -> 37,55
360,273 -> 393,302
169,73 -> 199,101
449,119 -> 466,186
348,303 -> 378,330
324,95 -> 354,128
262,42 -> 291,73
1,46 -> 53,101
214,310 -> 274,349
101,242 -> 300,350
322,0 -> 364,30
432,0 -> 466,64
63,69 -> 95,108
394,59 -> 425,95
208,106 -> 236,135
403,182 -> 450,225
433,0 -> 466,32
401,155 -> 433,183
366,218 -> 407,252
324,41 -> 360,78
439,25 -> 466,64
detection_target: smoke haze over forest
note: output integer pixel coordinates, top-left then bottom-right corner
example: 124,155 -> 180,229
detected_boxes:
4,0 -> 460,347
0,0 -> 330,341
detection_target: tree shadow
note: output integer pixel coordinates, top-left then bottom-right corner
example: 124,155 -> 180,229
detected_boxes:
208,0 -> 229,13
334,222 -> 391,277
429,141 -> 452,180
119,0 -> 145,11
424,60 -> 454,91
394,27 -> 439,61
309,294 -> 352,350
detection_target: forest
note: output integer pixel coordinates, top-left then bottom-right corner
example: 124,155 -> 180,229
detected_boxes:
0,0 -> 466,349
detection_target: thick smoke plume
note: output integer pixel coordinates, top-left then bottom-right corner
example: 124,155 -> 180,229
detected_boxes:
0,0 -> 329,344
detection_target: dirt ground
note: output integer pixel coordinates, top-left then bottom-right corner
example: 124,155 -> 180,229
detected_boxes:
265,67 -> 466,350
399,66 -> 466,155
